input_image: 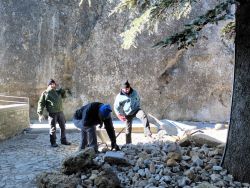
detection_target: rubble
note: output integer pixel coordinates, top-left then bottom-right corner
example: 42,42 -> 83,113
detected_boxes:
37,132 -> 249,188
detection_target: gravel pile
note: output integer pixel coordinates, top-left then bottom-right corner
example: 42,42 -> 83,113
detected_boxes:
37,132 -> 249,188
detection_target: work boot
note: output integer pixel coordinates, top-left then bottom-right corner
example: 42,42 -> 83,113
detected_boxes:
61,140 -> 71,145
111,144 -> 120,151
51,143 -> 58,147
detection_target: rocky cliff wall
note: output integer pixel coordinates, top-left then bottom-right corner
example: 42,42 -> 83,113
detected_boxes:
0,0 -> 234,122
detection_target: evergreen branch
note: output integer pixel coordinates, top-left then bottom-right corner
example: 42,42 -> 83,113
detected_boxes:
153,0 -> 235,49
150,0 -> 198,20
111,0 -> 234,49
109,0 -> 136,16
120,8 -> 153,49
112,0 -> 198,49
109,0 -> 150,16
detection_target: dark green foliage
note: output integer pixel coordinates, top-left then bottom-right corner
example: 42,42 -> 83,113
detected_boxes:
150,0 -> 198,20
153,0 -> 235,49
112,0 -> 235,49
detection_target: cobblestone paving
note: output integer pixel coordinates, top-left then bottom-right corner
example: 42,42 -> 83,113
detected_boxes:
0,128 -> 149,188
0,131 -> 81,188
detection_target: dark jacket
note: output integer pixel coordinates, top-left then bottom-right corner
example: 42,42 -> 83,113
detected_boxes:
80,102 -> 104,127
73,102 -> 117,146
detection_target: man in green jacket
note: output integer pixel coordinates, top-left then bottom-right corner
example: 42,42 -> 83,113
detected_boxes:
37,79 -> 71,147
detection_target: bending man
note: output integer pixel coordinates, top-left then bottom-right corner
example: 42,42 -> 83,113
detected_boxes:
73,102 -> 120,152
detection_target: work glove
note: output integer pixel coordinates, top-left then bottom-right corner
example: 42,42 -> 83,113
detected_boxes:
38,114 -> 45,122
111,144 -> 120,151
117,114 -> 126,122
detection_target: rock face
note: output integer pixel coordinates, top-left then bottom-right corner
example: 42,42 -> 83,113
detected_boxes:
0,0 -> 234,121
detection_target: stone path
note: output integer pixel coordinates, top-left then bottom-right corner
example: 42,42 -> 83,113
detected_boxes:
0,131 -> 81,188
0,129 -> 152,188
0,121 -> 228,188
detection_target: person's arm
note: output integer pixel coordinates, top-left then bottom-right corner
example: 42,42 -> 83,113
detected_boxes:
104,118 -> 120,151
114,95 -> 126,121
114,94 -> 121,115
134,90 -> 140,107
57,87 -> 67,98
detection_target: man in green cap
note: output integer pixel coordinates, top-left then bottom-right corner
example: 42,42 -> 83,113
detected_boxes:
37,79 -> 71,147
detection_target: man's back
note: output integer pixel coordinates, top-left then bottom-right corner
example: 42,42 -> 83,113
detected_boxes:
81,102 -> 103,127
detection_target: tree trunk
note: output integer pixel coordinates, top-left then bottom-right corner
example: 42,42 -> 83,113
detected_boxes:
221,1 -> 250,183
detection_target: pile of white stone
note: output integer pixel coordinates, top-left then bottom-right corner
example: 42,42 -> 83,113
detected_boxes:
92,140 -> 247,188
37,133 -> 249,188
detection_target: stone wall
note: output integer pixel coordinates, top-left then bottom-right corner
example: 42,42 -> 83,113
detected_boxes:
0,0 -> 234,122
0,95 -> 30,141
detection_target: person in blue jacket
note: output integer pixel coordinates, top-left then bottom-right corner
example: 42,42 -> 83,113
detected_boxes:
73,102 -> 120,152
114,80 -> 152,144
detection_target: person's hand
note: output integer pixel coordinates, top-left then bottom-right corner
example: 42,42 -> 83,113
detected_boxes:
117,114 -> 126,122
38,115 -> 45,122
66,88 -> 72,96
